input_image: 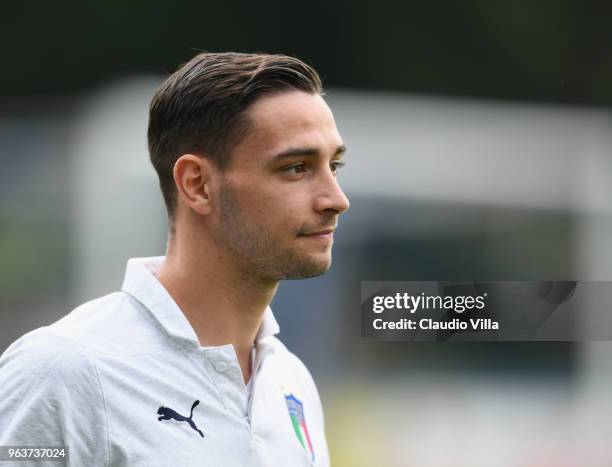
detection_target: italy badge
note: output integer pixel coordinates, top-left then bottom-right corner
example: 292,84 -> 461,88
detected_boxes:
284,393 -> 315,461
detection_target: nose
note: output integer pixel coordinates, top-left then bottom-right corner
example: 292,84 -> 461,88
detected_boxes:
313,173 -> 350,215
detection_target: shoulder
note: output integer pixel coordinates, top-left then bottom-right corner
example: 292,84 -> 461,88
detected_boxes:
0,288 -> 150,389
266,336 -> 324,405
0,327 -> 101,395
0,327 -> 110,463
0,328 -> 106,430
267,336 -> 312,371
42,291 -> 161,356
53,291 -> 135,337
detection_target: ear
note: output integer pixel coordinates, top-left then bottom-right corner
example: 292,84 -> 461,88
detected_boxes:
173,154 -> 216,216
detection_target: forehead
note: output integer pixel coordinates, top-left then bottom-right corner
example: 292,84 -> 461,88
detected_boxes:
231,91 -> 342,164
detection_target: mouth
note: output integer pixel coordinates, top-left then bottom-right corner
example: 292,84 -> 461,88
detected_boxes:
299,228 -> 335,242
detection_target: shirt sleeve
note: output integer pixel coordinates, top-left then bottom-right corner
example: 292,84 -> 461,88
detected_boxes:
0,329 -> 110,467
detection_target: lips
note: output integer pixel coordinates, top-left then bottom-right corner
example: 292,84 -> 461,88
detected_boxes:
299,226 -> 336,236
298,228 -> 336,243
302,228 -> 334,236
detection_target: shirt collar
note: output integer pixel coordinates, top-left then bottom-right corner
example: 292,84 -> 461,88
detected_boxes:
121,256 -> 280,347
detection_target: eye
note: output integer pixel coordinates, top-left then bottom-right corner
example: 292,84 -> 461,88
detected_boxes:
282,163 -> 307,175
330,160 -> 346,174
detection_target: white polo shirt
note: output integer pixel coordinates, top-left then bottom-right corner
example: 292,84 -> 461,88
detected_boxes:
0,257 -> 329,467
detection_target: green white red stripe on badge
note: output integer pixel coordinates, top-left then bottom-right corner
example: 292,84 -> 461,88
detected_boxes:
285,393 -> 315,461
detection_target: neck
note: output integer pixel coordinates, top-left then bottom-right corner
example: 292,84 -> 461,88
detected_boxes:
155,233 -> 278,384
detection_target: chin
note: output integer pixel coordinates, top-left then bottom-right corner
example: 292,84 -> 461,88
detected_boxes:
278,254 -> 332,281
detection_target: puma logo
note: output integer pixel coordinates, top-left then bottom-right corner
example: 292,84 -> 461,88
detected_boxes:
157,400 -> 204,438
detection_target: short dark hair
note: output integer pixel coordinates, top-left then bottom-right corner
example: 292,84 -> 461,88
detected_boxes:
147,52 -> 323,224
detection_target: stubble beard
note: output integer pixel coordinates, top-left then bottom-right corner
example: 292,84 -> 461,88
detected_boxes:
216,183 -> 332,282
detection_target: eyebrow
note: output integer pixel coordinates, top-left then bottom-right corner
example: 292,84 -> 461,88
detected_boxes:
271,144 -> 346,160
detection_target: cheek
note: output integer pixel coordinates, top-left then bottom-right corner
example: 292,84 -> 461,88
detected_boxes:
274,203 -> 310,239
236,182 -> 313,232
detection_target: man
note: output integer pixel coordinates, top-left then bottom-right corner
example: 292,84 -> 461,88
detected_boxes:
0,52 -> 349,466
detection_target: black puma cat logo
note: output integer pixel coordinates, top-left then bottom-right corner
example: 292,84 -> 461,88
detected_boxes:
157,400 -> 204,438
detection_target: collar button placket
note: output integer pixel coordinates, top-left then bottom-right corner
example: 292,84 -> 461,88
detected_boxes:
205,347 -> 249,420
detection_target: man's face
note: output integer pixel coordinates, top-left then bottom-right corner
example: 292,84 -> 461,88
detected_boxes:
211,90 -> 350,281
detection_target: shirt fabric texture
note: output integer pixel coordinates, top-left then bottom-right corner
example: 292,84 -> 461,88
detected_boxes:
0,257 -> 329,467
